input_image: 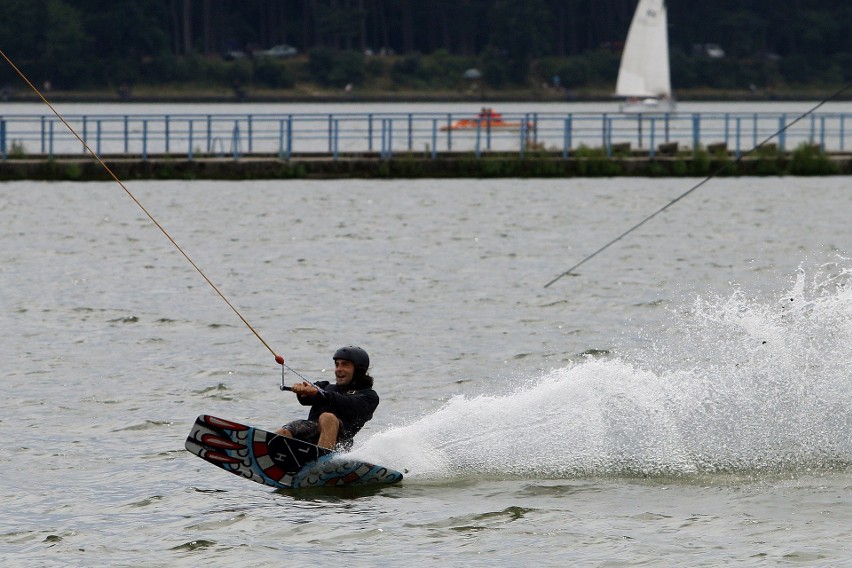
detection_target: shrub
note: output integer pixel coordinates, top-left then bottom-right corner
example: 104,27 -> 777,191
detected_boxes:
788,142 -> 838,175
253,59 -> 295,88
8,140 -> 27,159
390,53 -> 423,85
308,48 -> 365,87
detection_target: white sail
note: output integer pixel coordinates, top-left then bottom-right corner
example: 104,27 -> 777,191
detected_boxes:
615,0 -> 671,99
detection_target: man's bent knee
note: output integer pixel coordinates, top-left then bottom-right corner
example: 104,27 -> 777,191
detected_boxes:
316,413 -> 342,450
317,412 -> 340,433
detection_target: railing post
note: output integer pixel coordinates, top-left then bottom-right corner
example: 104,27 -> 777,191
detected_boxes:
124,116 -> 129,153
381,119 -> 393,160
278,119 -> 284,161
692,114 -> 700,156
753,113 -> 758,148
368,113 -> 373,152
188,119 -> 194,160
649,117 -> 656,159
287,115 -> 293,160
531,113 -> 538,145
475,120 -> 482,159
82,115 -> 88,154
387,118 -> 393,159
446,114 -> 452,151
431,118 -> 437,160
49,120 -> 54,158
327,114 -> 333,153
379,119 -> 384,159
206,115 -> 212,153
841,114 -> 846,152
820,115 -> 826,151
637,114 -> 643,149
735,117 -> 741,159
778,115 -> 786,152
562,116 -> 572,159
408,113 -> 413,152
142,119 -> 148,160
40,115 -> 45,154
601,113 -> 607,148
809,113 -> 816,143
0,119 -> 6,161
247,115 -> 253,154
232,121 -> 240,159
605,116 -> 612,157
333,119 -> 339,161
609,116 -> 614,151
165,115 -> 170,154
380,119 -> 385,159
96,119 -> 102,156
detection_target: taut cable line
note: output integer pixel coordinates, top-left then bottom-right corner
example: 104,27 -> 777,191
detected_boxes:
544,82 -> 852,288
0,49 -> 286,366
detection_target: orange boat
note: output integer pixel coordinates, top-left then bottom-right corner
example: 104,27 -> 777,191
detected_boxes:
440,108 -> 535,132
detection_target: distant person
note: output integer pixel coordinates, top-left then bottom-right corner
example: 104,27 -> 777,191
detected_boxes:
275,346 -> 378,451
118,82 -> 131,100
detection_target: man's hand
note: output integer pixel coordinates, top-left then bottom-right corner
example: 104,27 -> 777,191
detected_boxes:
290,381 -> 319,396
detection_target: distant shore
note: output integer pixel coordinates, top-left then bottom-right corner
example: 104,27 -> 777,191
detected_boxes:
2,85 -> 847,105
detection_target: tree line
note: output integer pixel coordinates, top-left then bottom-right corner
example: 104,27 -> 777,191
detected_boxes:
0,0 -> 849,93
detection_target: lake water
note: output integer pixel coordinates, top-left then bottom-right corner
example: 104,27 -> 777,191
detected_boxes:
1,175 -> 850,566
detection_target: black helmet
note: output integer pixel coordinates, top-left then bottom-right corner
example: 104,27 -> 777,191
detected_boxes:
333,345 -> 370,370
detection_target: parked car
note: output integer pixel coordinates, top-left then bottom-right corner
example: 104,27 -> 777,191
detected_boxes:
704,44 -> 725,59
692,43 -> 725,59
223,49 -> 248,61
256,44 -> 298,58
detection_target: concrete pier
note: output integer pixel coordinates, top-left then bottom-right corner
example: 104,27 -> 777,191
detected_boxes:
1,150 -> 848,181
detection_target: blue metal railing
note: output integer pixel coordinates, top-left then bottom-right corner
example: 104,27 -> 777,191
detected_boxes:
0,111 -> 849,162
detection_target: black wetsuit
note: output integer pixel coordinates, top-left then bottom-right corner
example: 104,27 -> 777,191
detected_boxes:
295,380 -> 379,447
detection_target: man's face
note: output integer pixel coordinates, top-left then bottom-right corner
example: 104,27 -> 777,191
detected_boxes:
334,359 -> 355,386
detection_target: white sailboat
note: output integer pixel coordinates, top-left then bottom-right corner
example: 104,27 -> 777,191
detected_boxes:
615,0 -> 675,113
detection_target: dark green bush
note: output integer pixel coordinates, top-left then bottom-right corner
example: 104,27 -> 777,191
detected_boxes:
253,59 -> 295,88
788,142 -> 839,175
309,48 -> 365,87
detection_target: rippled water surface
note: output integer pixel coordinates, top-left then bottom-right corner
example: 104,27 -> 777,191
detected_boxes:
2,177 -> 850,566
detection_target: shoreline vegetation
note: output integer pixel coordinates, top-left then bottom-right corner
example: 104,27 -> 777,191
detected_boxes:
1,144 -> 847,181
3,44 -> 849,106
2,84 -> 849,105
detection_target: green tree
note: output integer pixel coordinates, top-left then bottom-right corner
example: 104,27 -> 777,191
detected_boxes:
41,0 -> 89,88
309,47 -> 365,87
485,0 -> 553,85
1,0 -> 850,93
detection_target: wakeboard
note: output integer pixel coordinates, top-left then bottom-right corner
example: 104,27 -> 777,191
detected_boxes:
185,414 -> 403,489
